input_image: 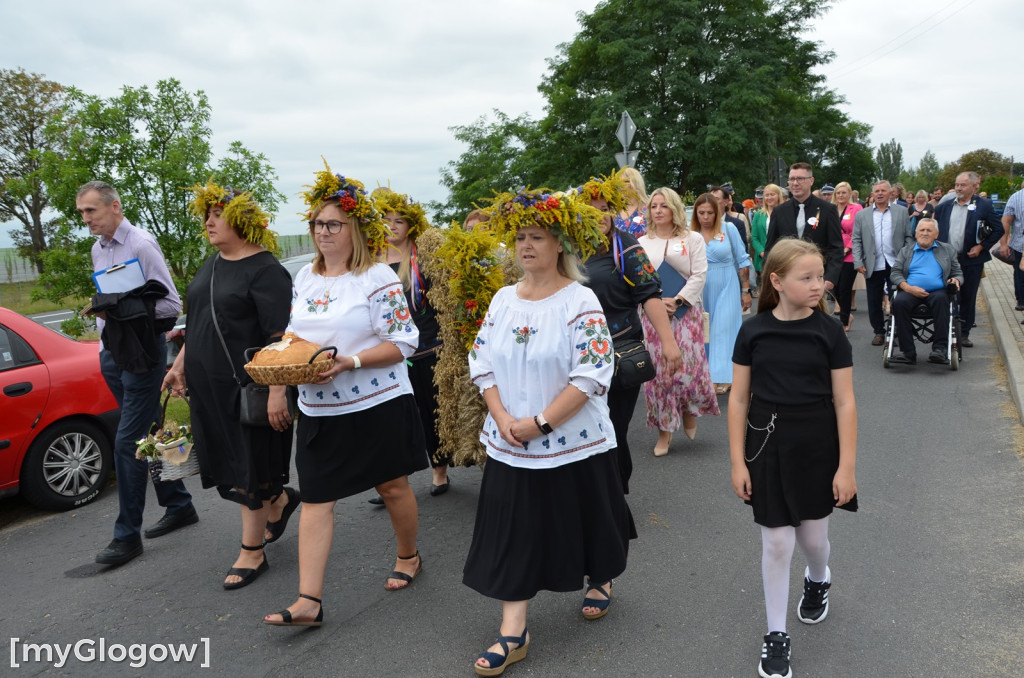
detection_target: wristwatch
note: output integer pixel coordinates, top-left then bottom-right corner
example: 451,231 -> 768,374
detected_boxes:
674,297 -> 685,308
742,288 -> 752,294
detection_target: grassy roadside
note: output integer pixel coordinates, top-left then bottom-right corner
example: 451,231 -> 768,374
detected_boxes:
0,281 -> 88,315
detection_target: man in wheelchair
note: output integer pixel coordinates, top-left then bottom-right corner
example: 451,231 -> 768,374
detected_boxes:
888,219 -> 963,365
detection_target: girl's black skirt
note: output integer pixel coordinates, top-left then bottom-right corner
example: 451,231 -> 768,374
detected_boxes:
744,395 -> 858,528
463,451 -> 636,601
295,394 -> 428,503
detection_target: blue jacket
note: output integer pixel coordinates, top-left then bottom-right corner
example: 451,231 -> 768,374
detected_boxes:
934,194 -> 1004,268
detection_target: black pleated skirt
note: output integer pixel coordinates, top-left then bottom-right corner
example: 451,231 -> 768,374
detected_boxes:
295,394 -> 428,503
744,395 -> 858,528
463,451 -> 636,601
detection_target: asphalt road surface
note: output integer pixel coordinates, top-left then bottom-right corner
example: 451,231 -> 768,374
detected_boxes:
2,309 -> 1022,677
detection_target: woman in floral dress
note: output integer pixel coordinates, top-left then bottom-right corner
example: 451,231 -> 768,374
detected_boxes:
637,188 -> 719,456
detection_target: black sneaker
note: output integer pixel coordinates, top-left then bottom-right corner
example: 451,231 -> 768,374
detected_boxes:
797,566 -> 831,624
758,631 -> 792,678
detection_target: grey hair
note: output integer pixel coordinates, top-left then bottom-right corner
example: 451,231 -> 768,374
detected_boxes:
916,218 -> 939,232
957,171 -> 980,185
872,180 -> 891,190
77,180 -> 121,205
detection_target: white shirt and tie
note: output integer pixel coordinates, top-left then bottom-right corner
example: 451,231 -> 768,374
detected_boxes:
872,206 -> 895,271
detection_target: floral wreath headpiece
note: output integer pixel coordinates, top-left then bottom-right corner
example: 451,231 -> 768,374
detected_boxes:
483,187 -> 608,262
371,186 -> 430,239
576,169 -> 633,216
188,179 -> 278,253
300,158 -> 391,254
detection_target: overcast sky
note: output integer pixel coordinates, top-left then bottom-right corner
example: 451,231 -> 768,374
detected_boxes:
2,0 -> 1021,247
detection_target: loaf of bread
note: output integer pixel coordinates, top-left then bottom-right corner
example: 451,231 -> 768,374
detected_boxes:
249,333 -> 323,367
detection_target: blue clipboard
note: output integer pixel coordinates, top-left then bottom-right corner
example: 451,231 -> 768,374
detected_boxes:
92,258 -> 146,293
657,260 -> 689,319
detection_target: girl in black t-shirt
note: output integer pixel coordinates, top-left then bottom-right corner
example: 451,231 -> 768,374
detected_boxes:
727,239 -> 858,678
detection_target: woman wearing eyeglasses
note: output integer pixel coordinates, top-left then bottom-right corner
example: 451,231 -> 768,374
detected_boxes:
263,165 -> 427,628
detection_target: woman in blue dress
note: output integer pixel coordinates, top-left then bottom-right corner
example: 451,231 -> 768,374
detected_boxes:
694,193 -> 751,394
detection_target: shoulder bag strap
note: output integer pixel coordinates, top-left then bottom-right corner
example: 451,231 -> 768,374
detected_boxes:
209,256 -> 244,387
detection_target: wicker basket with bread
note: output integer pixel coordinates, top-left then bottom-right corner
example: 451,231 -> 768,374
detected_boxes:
243,333 -> 337,386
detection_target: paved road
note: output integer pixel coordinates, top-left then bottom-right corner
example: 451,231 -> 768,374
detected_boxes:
27,309 -> 75,332
2,306 -> 1022,677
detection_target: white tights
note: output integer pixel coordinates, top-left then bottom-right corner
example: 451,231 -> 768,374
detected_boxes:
760,517 -> 831,633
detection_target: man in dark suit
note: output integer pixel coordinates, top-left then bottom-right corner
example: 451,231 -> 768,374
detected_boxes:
934,171 -> 1004,347
764,162 -> 844,288
852,180 -> 914,345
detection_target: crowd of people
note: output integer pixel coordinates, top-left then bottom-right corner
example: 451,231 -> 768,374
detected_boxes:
77,159 -> 1018,678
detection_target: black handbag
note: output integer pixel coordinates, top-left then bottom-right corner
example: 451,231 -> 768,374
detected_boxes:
611,335 -> 655,390
210,256 -> 283,427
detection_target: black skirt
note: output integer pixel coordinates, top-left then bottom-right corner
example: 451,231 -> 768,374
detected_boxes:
744,395 -> 858,528
463,452 -> 636,601
407,350 -> 447,467
295,394 -> 428,503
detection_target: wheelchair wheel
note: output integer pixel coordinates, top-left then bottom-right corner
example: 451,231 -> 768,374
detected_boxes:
951,315 -> 961,371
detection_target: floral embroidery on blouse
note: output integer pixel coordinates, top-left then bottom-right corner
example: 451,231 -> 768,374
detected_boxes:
513,326 -> 538,344
632,249 -> 659,284
576,317 -> 612,367
378,287 -> 414,335
306,295 -> 336,314
470,335 -> 486,360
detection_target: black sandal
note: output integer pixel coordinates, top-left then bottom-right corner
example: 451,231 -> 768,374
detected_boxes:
223,543 -> 268,590
263,593 -> 323,627
264,487 -> 300,544
384,551 -> 422,591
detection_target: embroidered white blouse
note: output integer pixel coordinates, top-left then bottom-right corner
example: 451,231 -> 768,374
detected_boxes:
287,262 -> 419,416
468,282 -> 617,469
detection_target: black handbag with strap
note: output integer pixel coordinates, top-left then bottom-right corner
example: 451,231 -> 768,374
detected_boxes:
209,256 -> 284,427
610,330 -> 655,390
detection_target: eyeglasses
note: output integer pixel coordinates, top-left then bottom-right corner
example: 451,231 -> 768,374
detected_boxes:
787,176 -> 812,183
309,219 -> 345,234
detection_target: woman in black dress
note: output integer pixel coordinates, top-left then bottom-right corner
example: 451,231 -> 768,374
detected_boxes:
579,172 -> 681,493
163,182 -> 296,590
374,188 -> 451,495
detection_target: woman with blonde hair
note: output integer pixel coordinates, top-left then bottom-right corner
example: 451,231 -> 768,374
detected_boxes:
614,166 -> 650,236
465,188 -> 634,675
831,182 -> 862,331
637,188 -> 719,456
263,164 -> 427,628
750,184 -> 783,278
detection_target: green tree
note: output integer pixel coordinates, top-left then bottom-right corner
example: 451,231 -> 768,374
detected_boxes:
437,0 -> 873,206
0,68 -> 65,274
35,78 -> 283,332
432,110 -> 545,223
875,138 -> 903,182
937,148 -> 1013,189
916,149 -> 941,189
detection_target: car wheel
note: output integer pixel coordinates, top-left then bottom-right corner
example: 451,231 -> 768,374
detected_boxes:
19,420 -> 113,511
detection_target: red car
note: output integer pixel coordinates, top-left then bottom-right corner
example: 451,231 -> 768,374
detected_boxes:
0,307 -> 119,510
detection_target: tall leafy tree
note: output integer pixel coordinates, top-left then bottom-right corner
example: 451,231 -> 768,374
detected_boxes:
874,138 -> 903,182
0,68 -> 65,274
35,78 -> 283,329
937,148 -> 1013,189
432,110 -> 545,223
437,0 -> 873,210
916,150 -> 941,189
